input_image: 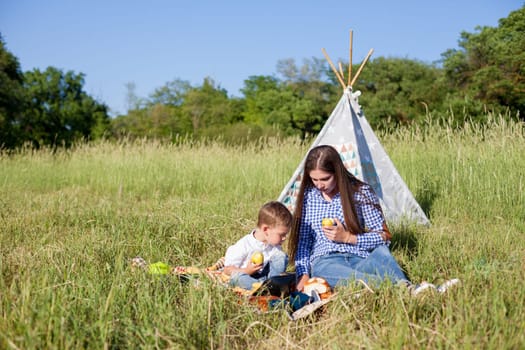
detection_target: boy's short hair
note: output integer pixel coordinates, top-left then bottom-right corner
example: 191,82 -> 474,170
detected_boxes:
257,201 -> 292,229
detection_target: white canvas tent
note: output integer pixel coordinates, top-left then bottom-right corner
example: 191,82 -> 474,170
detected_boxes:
278,33 -> 430,226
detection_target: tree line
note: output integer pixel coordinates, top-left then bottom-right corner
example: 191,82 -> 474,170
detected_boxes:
1,6 -> 523,150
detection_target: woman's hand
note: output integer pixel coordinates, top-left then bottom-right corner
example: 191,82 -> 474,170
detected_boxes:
295,274 -> 310,292
323,218 -> 357,244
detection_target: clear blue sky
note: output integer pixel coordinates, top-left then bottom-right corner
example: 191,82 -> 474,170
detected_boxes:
1,1 -> 523,116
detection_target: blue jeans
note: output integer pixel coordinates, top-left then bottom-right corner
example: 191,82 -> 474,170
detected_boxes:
230,250 -> 288,290
311,245 -> 408,288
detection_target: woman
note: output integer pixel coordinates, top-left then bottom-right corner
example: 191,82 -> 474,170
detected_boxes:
288,145 -> 458,294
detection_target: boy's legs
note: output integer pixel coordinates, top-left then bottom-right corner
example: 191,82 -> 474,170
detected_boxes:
229,272 -> 262,290
268,250 -> 288,277
229,251 -> 289,290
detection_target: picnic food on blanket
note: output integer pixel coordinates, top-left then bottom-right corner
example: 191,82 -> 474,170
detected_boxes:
172,266 -> 202,275
130,256 -> 148,269
251,251 -> 264,265
129,255 -> 334,319
303,277 -> 333,300
148,261 -> 171,275
321,218 -> 335,227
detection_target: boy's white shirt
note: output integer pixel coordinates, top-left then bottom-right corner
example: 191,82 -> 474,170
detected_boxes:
224,229 -> 283,269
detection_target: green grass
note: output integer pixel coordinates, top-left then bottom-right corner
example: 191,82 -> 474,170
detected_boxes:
1,117 -> 524,349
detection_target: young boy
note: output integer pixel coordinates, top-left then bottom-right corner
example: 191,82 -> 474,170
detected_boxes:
223,201 -> 292,291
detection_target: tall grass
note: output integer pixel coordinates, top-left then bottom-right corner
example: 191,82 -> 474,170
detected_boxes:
1,117 -> 524,349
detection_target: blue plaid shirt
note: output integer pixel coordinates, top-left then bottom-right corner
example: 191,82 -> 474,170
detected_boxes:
295,184 -> 388,277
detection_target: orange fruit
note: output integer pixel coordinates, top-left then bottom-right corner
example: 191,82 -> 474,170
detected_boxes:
251,251 -> 264,265
322,218 -> 334,227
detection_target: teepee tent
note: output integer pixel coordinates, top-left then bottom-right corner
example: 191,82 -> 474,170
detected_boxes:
278,32 -> 430,226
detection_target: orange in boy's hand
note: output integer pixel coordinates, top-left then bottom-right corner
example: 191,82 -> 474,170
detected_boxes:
251,251 -> 264,265
322,218 -> 335,227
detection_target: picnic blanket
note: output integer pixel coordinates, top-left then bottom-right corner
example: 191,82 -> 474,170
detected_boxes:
129,256 -> 335,319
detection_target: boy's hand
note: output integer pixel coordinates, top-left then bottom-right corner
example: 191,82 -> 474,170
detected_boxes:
223,265 -> 235,276
223,262 -> 263,276
245,262 -> 263,275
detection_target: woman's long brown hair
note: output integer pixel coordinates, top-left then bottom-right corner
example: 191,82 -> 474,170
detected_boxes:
288,145 -> 365,263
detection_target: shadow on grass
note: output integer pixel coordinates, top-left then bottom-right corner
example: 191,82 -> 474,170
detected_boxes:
416,176 -> 441,220
390,224 -> 421,281
390,225 -> 419,255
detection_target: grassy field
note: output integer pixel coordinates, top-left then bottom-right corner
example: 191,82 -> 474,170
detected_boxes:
1,116 -> 524,349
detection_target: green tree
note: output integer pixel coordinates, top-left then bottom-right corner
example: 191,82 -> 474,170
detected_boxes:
110,104 -> 190,139
241,75 -> 281,125
356,57 -> 444,126
23,67 -> 110,147
277,58 -> 343,136
240,76 -> 300,134
148,78 -> 192,107
124,81 -> 144,112
286,80 -> 335,137
241,58 -> 336,138
110,109 -> 148,138
276,57 -> 326,83
441,6 -> 525,119
181,77 -> 239,133
0,34 -> 26,149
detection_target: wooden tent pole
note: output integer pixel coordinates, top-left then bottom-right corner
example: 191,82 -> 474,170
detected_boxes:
350,48 -> 373,87
348,30 -> 353,86
322,48 -> 346,89
338,62 -> 345,80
